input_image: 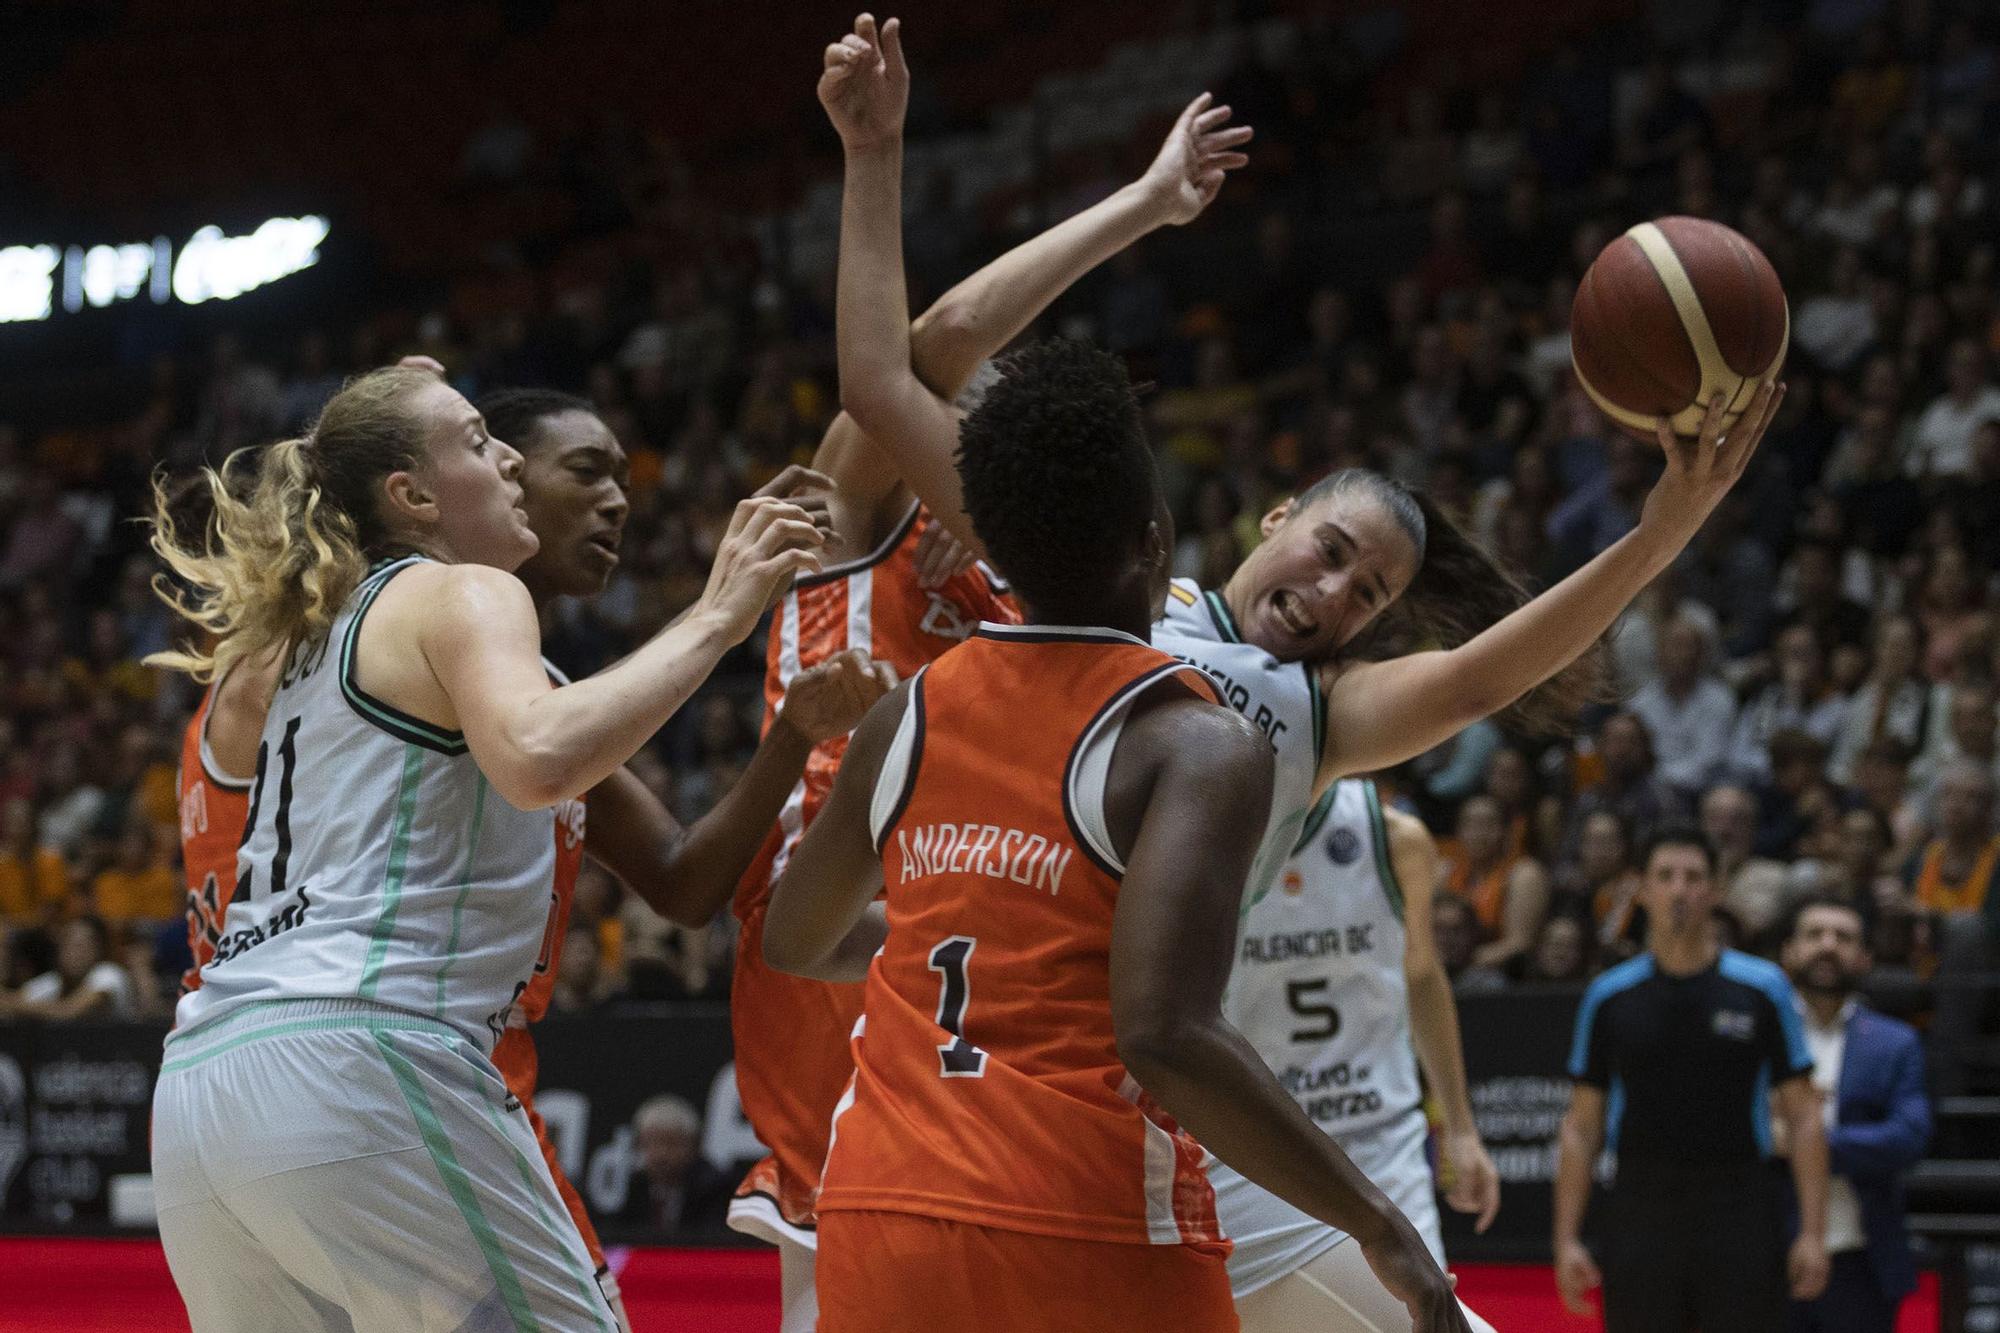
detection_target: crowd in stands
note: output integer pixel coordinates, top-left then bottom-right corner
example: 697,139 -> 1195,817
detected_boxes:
1,1 -> 1997,1090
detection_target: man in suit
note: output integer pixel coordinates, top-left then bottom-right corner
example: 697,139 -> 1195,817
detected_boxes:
1781,896 -> 1934,1333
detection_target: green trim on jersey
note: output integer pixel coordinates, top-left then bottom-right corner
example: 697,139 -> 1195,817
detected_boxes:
433,773 -> 491,1016
1364,781 -> 1405,921
374,1033 -> 544,1333
1291,785 -> 1337,856
470,1072 -> 612,1329
339,557 -> 470,755
359,744 -> 426,999
160,1010 -> 456,1074
1203,589 -> 1242,643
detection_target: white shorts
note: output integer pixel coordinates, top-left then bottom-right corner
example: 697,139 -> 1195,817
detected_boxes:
1212,1107 -> 1443,1298
153,999 -> 619,1332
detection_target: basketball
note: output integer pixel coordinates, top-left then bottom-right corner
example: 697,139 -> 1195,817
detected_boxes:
1570,216 -> 1789,441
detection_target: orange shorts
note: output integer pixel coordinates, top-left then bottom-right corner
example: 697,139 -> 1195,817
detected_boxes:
493,1023 -> 608,1272
816,1210 -> 1239,1333
728,906 -> 865,1240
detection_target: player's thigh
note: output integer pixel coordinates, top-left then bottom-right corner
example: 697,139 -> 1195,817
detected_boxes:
218,1027 -> 617,1332
159,1197 -> 353,1333
1234,1238 -> 1495,1333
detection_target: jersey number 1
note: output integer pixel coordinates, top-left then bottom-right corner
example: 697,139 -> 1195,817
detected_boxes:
927,936 -> 988,1078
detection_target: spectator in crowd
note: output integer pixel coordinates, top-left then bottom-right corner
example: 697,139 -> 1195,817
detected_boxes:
90,819 -> 178,928
1630,617 -> 1738,797
1913,545 -> 1988,684
617,1094 -> 732,1234
1443,793 -> 1552,975
1701,784 -> 1792,946
1567,711 -> 1683,858
1831,616 -> 1929,785
1781,539 -> 1872,657
1727,624 -> 1848,784
1780,898 -> 1932,1333
549,923 -> 613,1014
1906,339 -> 2000,479
1555,828 -> 1828,1330
1524,910 -> 1594,984
1851,737 -> 1926,866
1913,679 -> 2000,812
0,915 -> 133,1019
1905,761 -> 1999,915
0,798 -> 68,924
1566,809 -> 1645,964
1432,893 -> 1507,996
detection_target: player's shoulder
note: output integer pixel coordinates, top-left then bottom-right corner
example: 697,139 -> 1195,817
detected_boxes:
1377,794 -> 1432,855
389,560 -> 532,620
1129,687 -> 1271,785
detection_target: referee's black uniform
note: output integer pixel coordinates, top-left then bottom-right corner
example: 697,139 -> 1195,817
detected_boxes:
1568,948 -> 1815,1333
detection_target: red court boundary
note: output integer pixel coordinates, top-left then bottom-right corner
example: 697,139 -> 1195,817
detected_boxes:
0,1235 -> 1940,1331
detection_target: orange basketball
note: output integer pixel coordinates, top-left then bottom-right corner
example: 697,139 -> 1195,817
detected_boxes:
1570,216 -> 1789,440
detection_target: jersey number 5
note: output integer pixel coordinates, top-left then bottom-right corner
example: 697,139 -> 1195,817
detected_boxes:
928,936 -> 988,1078
1285,978 -> 1341,1043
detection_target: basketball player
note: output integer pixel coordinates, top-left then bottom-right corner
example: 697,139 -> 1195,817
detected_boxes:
172,377 -> 888,1330
147,365 -> 823,1330
763,334 -> 1467,1333
822,13 -> 1781,1323
728,32 -> 1254,1331
177,645 -> 280,995
1224,781 -> 1499,1331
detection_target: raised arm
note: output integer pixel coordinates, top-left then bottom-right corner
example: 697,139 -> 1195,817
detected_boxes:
820,15 -> 1249,554
1389,804 -> 1499,1234
762,678 -> 913,981
1107,699 -> 1468,1333
1319,383 -> 1785,784
418,475 -> 827,810
586,650 -> 895,927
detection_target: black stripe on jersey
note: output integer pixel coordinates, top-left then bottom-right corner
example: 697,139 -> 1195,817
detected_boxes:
339,559 -> 470,755
972,623 -> 1149,647
1061,662 -> 1217,880
792,499 -> 921,589
872,671 -> 927,854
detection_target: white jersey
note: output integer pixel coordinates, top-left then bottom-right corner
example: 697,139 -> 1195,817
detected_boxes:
174,556 -> 558,1053
1213,779 -> 1443,1293
1227,779 -> 1420,1138
1152,579 -> 1323,909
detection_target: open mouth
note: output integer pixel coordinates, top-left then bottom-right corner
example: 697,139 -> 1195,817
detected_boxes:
1271,589 -> 1317,640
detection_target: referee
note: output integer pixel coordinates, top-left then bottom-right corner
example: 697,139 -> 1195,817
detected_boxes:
1553,826 -> 1830,1332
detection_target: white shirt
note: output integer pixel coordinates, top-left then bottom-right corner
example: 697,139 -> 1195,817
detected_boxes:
1628,676 -> 1737,791
23,963 -> 135,1018
1905,385 -> 2000,478
1799,996 -> 1867,1254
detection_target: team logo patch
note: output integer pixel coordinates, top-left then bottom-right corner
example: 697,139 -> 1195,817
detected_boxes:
1712,1009 -> 1755,1041
1325,827 -> 1362,866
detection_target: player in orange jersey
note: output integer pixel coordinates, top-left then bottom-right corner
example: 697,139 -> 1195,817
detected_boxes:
176,644 -> 281,996
726,29 -> 1253,1329
764,333 -> 1469,1333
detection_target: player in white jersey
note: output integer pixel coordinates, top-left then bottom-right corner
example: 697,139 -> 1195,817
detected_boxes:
819,16 -> 1785,1324
1216,780 -> 1499,1331
144,364 -> 826,1332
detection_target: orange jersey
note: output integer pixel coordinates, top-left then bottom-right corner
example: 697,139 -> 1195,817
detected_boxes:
177,682 -> 254,995
817,624 -> 1225,1249
729,503 -> 1016,1239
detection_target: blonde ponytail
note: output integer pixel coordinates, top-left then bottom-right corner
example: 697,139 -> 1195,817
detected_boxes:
146,366 -> 436,682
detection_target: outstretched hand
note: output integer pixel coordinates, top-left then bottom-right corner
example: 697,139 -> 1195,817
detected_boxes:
819,13 -> 908,153
1138,92 -> 1254,225
1640,377 -> 1785,539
